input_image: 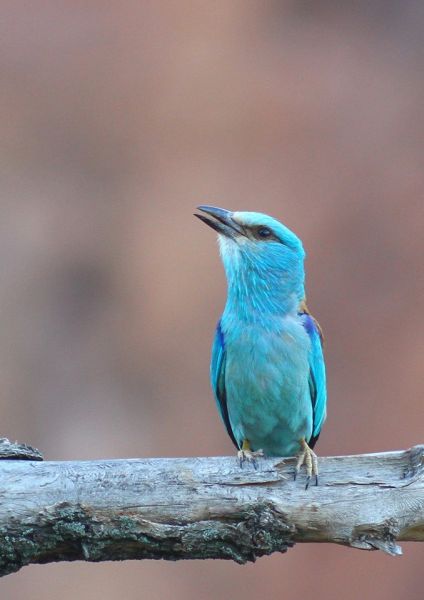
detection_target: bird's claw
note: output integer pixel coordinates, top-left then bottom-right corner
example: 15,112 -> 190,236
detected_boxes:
294,439 -> 319,489
237,448 -> 264,470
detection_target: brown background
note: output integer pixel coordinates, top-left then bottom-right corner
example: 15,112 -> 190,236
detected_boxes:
1,1 -> 424,598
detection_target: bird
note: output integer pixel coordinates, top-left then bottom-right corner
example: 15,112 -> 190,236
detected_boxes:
195,205 -> 326,487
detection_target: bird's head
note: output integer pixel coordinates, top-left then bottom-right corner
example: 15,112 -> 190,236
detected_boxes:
195,205 -> 306,314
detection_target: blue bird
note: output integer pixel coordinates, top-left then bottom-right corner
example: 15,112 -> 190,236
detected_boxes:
195,205 -> 326,487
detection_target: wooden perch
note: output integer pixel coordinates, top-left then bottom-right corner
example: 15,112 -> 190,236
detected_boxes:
0,438 -> 423,577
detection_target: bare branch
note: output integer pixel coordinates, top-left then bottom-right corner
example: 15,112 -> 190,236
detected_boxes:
0,437 -> 43,461
0,442 -> 423,577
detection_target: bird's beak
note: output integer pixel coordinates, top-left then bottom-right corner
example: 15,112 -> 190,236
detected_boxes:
194,205 -> 245,238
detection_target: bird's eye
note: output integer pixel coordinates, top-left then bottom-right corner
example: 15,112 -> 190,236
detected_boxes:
257,227 -> 272,239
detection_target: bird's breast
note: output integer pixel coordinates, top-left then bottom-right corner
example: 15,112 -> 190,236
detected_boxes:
224,318 -> 310,398
221,314 -> 313,455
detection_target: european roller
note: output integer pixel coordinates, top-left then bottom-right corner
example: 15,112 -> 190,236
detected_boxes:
195,205 -> 326,487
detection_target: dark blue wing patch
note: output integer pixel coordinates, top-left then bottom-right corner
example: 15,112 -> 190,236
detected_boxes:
210,321 -> 238,449
299,308 -> 327,448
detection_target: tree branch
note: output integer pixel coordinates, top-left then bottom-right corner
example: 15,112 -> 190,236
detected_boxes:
0,439 -> 423,577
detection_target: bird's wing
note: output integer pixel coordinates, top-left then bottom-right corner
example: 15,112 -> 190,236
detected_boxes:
210,321 -> 238,449
299,304 -> 327,448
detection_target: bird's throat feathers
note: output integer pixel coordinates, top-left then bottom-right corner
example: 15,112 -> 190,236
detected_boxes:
218,235 -> 305,320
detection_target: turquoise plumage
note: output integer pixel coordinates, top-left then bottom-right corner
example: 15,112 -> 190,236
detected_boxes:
195,206 -> 327,486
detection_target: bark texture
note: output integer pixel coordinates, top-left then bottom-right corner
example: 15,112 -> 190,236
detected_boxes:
0,439 -> 423,577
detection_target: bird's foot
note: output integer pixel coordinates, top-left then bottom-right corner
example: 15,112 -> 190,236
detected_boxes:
294,438 -> 318,489
237,440 -> 264,469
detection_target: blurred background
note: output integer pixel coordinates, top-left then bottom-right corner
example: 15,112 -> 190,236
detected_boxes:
1,1 -> 424,598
